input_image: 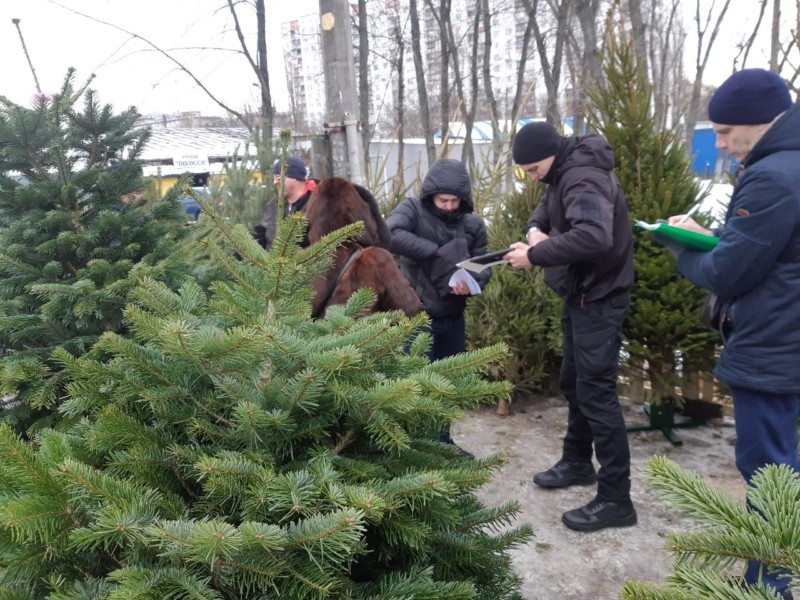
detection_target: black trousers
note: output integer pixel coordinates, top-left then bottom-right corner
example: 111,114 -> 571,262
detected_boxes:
559,291 -> 631,502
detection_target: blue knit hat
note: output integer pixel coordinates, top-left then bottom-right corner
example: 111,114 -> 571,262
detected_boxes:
272,156 -> 307,180
708,69 -> 792,125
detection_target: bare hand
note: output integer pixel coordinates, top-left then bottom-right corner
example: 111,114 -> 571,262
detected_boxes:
666,216 -> 712,235
527,230 -> 550,246
504,242 -> 533,270
450,281 -> 471,295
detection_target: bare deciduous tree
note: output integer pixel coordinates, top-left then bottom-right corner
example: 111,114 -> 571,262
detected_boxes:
733,0 -> 769,69
481,0 -> 503,156
770,0 -> 782,69
356,0 -> 372,177
647,0 -> 685,130
569,0 -> 602,133
685,0 -> 732,150
40,0 -> 276,147
524,0 -> 570,125
435,0 -> 454,156
409,0 -> 437,165
778,0 -> 800,90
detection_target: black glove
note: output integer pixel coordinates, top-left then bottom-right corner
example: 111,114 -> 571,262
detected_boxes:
424,238 -> 469,297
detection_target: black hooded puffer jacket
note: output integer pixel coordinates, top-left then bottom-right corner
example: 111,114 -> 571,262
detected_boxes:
386,159 -> 490,318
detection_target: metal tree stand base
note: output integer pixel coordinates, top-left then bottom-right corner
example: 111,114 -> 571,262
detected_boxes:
626,402 -> 706,446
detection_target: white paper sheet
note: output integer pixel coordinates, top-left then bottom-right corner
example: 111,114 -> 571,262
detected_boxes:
448,268 -> 482,295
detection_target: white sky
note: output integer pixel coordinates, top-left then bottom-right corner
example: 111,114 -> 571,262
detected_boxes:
1,0 -> 795,118
2,0 -> 318,116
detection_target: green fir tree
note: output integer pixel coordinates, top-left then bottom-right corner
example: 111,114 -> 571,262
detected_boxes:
622,457 -> 799,600
0,207 -> 533,599
0,69 -> 191,434
586,18 -> 718,404
466,180 -> 563,394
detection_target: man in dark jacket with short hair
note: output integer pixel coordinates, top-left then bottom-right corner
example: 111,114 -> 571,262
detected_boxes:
386,158 -> 490,455
662,68 -> 798,600
254,156 -> 317,250
505,122 -> 636,533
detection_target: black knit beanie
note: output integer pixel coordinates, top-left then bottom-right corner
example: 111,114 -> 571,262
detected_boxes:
708,68 -> 792,125
512,121 -> 564,164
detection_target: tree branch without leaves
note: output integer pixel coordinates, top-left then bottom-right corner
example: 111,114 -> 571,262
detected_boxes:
44,0 -> 248,127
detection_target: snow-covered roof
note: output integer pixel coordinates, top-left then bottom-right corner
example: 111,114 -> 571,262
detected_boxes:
139,127 -> 253,161
139,127 -> 255,176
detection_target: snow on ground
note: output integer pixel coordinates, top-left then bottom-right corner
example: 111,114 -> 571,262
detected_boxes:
696,179 -> 733,226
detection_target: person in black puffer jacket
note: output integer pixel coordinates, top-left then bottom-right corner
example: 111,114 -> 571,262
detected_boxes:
386,158 -> 491,456
505,121 -> 636,534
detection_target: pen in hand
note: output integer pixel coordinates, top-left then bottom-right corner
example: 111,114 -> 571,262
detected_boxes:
676,203 -> 701,224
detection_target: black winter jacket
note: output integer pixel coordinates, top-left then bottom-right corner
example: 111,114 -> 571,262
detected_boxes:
253,180 -> 317,250
387,159 -> 490,319
525,135 -> 634,302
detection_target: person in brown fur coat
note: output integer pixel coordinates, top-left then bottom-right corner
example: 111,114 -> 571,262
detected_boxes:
304,177 -> 420,319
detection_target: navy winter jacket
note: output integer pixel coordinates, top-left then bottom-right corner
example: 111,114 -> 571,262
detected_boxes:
676,101 -> 800,393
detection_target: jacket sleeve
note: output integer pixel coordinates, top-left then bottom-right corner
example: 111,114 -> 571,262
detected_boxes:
253,198 -> 278,250
677,169 -> 798,298
528,171 -> 614,267
525,201 -> 550,233
470,216 -> 492,288
386,199 -> 439,259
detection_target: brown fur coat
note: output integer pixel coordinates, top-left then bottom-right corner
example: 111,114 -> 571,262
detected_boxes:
305,177 -> 420,318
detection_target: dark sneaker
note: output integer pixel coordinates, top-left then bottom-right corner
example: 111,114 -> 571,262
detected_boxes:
561,497 -> 637,532
440,434 -> 475,459
533,460 -> 596,488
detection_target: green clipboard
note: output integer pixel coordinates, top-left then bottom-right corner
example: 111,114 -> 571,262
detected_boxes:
635,221 -> 719,252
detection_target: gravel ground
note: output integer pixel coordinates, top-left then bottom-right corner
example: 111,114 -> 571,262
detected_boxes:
454,393 -> 744,600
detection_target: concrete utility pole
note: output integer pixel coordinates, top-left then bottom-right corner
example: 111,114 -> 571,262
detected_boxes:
318,1 -> 364,184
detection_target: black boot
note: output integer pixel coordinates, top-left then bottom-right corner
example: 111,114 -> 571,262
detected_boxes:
561,497 -> 637,532
440,432 -> 475,459
533,459 -> 596,488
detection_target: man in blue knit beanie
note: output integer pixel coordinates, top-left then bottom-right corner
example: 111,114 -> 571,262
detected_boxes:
253,156 -> 317,251
662,68 -> 798,600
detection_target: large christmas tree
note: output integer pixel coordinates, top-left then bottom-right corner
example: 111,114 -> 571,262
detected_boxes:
586,20 -> 718,403
0,197 -> 533,597
0,70 -> 190,433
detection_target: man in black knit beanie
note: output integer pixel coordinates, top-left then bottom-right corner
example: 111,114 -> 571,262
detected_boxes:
504,121 -> 636,533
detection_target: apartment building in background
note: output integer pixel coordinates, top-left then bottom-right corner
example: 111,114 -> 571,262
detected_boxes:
280,0 -> 542,135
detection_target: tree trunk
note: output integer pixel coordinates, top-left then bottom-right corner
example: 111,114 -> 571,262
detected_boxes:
770,0 -> 782,70
441,3 -> 479,168
480,0 -> 502,160
529,0 -> 569,126
648,0 -> 683,131
409,0 -> 436,166
628,0 -> 648,71
358,0 -> 371,179
255,0 -> 273,177
573,0 -> 601,134
395,25 -> 406,190
439,0 -> 452,157
464,3 -> 483,170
